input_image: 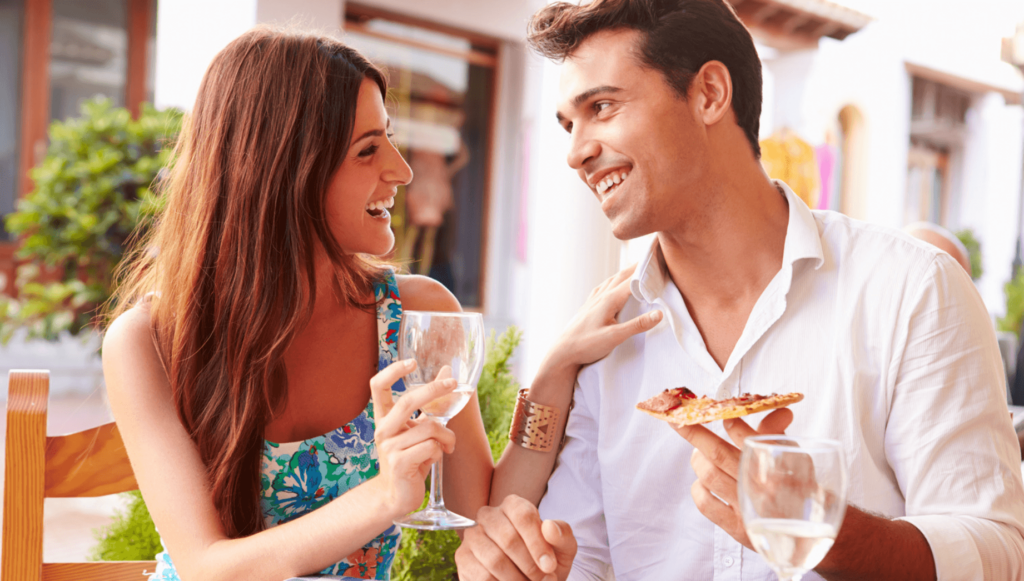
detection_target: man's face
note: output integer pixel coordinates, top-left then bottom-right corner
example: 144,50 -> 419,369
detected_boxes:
557,29 -> 710,239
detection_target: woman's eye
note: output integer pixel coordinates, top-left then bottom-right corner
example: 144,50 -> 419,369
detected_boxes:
358,144 -> 380,158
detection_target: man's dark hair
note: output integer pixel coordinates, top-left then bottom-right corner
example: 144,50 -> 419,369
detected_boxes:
528,0 -> 763,158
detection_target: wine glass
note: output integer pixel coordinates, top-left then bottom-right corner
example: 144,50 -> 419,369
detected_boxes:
738,436 -> 848,581
393,310 -> 485,530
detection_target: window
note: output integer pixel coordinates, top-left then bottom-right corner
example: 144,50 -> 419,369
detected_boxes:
0,0 -> 23,240
345,4 -> 497,308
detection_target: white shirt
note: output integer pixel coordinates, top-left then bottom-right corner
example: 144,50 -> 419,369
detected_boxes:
538,182 -> 1024,581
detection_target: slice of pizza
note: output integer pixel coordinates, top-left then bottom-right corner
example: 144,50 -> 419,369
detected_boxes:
636,387 -> 803,426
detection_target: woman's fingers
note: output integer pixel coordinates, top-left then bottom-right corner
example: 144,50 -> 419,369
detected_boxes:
370,359 -> 416,420
393,438 -> 446,478
389,377 -> 458,423
382,417 -> 456,455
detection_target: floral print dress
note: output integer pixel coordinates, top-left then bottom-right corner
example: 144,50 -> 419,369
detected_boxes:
150,271 -> 406,580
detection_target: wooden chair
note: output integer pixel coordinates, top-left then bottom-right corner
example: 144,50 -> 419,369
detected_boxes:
3,370 -> 156,581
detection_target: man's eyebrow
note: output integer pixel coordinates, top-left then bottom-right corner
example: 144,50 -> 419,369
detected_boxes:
573,85 -> 622,108
556,85 -> 623,124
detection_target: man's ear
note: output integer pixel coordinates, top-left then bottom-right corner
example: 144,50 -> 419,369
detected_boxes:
692,60 -> 733,126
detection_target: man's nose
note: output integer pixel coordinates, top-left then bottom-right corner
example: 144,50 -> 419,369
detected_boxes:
566,130 -> 600,170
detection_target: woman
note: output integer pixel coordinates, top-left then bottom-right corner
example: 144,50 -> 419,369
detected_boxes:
102,28 -> 492,581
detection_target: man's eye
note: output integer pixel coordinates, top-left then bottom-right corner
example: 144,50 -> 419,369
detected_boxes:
594,102 -> 611,114
358,144 -> 380,157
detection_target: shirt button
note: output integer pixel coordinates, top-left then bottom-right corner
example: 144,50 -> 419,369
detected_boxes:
723,556 -> 735,567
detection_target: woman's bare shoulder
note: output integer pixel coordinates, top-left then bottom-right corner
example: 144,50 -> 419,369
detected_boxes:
395,274 -> 462,313
103,302 -> 155,352
101,302 -> 168,396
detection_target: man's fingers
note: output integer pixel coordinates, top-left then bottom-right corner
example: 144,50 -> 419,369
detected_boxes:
465,513 -> 534,580
691,448 -> 739,506
370,359 -> 415,424
673,422 -> 742,477
541,520 -> 577,565
691,479 -> 738,527
756,408 -> 794,435
499,497 -> 558,577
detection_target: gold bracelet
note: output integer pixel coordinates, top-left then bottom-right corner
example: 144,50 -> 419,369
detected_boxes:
508,389 -> 560,452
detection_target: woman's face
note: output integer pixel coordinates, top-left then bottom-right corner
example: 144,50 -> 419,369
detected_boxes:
326,77 -> 413,256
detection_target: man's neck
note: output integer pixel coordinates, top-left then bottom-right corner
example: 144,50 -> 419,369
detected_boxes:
658,172 -> 789,307
655,171 -> 789,369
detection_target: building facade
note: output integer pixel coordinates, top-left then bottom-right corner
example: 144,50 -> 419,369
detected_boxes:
2,0 -> 1022,392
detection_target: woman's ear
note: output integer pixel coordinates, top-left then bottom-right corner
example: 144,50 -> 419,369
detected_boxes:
693,60 -> 733,127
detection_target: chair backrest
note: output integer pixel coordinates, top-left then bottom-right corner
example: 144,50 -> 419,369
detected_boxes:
3,370 -> 156,581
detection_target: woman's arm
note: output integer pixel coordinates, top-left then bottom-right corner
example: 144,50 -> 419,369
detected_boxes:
397,274 -> 494,521
103,305 -> 455,581
490,266 -> 663,506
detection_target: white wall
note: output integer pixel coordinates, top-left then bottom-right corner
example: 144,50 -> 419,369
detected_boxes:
155,0 -> 344,111
519,54 -> 622,380
154,0 -> 258,111
960,94 -> 1024,315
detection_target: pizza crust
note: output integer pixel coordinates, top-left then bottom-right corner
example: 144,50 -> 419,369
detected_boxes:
636,388 -> 804,426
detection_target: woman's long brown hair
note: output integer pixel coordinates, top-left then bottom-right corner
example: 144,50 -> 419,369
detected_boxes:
109,27 -> 388,538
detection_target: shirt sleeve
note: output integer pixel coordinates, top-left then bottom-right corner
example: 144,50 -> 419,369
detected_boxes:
537,377 -> 614,581
886,253 -> 1024,580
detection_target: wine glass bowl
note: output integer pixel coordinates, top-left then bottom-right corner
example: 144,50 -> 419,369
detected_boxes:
393,310 -> 484,530
739,436 -> 847,581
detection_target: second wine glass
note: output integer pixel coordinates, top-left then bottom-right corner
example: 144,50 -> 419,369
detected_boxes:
738,436 -> 848,581
394,310 -> 484,530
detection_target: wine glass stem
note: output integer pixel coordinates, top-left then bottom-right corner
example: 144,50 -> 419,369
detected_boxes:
424,419 -> 448,512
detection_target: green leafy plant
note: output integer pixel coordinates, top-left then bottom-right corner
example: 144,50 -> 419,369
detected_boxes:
1000,272 -> 1024,337
392,326 -> 522,581
955,228 -> 983,281
0,97 -> 182,343
89,490 -> 163,561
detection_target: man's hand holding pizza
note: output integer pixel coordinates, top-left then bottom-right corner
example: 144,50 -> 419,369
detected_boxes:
673,408 -> 794,549
455,494 -> 578,581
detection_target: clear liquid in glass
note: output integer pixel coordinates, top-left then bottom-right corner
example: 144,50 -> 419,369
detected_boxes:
747,518 -> 837,577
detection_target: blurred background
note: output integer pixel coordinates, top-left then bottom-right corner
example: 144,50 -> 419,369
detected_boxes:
0,0 -> 1022,564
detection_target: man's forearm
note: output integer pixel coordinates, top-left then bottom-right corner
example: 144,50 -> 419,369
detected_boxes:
490,356 -> 579,506
816,505 -> 936,581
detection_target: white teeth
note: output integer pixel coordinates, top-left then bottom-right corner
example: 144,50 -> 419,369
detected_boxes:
366,196 -> 396,212
595,171 -> 630,195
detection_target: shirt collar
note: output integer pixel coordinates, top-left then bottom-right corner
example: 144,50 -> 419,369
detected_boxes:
629,179 -> 825,304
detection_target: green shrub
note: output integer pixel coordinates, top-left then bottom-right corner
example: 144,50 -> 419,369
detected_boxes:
1000,272 -> 1024,337
0,98 -> 181,343
955,228 -> 983,281
89,490 -> 163,561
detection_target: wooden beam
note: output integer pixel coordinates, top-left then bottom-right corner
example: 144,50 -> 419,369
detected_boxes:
345,20 -> 497,68
41,561 -> 158,581
18,0 -> 52,199
2,370 -> 50,581
346,2 -> 499,52
781,14 -> 812,35
125,0 -> 152,118
750,4 -> 782,25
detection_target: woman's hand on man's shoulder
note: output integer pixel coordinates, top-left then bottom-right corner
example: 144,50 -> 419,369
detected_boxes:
395,274 -> 462,313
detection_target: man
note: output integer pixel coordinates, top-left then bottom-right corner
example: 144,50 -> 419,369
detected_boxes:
903,222 -> 973,276
455,0 -> 1024,580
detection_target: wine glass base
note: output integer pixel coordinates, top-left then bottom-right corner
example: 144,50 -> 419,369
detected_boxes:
394,508 -> 476,531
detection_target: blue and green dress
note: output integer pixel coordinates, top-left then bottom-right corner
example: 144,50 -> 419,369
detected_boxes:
151,271 -> 406,580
